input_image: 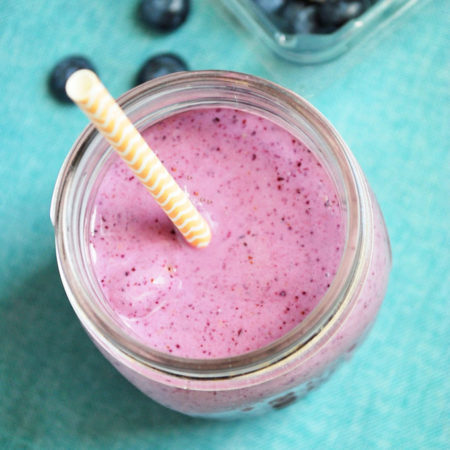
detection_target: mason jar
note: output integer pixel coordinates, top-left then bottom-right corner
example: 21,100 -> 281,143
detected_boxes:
51,71 -> 391,418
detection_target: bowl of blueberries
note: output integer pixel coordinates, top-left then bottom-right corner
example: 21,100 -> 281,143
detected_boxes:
221,0 -> 419,63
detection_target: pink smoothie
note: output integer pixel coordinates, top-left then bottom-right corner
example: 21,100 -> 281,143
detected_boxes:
89,107 -> 345,359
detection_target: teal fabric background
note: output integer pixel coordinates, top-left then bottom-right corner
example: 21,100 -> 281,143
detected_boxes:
1,1 -> 448,448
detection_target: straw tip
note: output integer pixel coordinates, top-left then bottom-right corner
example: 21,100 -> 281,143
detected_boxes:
190,224 -> 212,249
65,69 -> 99,103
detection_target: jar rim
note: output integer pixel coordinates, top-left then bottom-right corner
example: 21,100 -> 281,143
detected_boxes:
51,70 -> 372,379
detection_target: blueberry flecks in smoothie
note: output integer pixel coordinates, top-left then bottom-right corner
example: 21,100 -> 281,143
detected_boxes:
90,108 -> 345,358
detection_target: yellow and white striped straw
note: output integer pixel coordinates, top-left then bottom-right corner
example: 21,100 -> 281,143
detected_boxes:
66,69 -> 211,248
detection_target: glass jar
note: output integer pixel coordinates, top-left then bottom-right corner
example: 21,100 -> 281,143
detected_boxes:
51,71 -> 391,418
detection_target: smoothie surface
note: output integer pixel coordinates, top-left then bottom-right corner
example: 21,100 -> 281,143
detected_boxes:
89,108 -> 345,358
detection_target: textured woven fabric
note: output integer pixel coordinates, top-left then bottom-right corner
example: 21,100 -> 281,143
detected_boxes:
0,1 -> 448,448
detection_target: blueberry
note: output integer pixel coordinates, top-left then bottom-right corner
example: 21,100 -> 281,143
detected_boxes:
139,0 -> 190,32
135,53 -> 188,86
317,0 -> 370,28
252,0 -> 286,14
279,1 -> 318,34
48,56 -> 96,103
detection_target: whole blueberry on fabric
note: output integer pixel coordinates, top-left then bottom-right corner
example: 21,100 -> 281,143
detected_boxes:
135,53 -> 188,86
139,0 -> 190,32
48,56 -> 96,103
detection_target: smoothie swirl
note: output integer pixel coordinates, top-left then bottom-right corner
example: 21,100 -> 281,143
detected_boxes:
90,107 -> 345,358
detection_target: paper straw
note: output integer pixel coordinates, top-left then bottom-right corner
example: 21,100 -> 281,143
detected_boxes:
66,69 -> 211,248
